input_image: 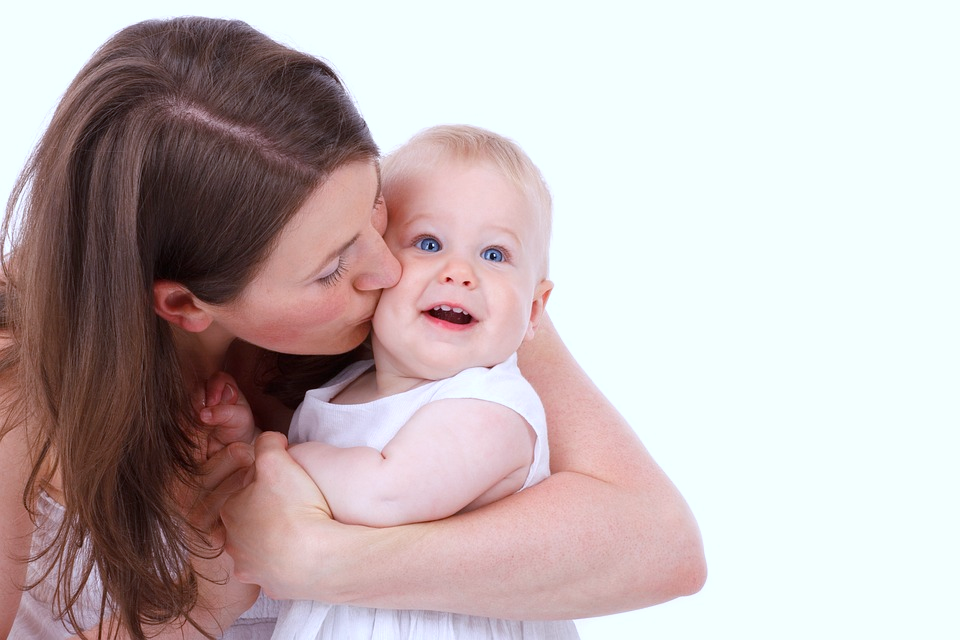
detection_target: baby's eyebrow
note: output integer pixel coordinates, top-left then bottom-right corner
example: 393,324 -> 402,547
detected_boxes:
487,225 -> 523,247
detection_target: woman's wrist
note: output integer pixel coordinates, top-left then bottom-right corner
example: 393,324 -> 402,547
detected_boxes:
266,515 -> 402,604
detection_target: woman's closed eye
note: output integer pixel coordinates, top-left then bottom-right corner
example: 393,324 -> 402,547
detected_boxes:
317,255 -> 348,286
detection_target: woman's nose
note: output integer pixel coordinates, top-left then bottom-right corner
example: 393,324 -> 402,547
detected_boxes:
355,231 -> 401,291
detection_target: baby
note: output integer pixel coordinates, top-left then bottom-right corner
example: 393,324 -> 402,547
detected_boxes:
208,125 -> 577,639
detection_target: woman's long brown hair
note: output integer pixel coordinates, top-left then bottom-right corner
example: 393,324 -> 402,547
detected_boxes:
0,17 -> 377,638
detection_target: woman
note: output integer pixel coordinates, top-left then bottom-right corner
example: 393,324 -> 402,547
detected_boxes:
0,16 -> 704,640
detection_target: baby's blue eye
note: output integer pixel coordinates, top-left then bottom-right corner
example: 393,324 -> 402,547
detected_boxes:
482,248 -> 504,262
417,237 -> 441,252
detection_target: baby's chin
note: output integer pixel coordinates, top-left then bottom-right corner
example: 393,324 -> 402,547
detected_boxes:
372,332 -> 515,380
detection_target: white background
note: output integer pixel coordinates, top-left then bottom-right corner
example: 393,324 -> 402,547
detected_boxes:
3,2 -> 958,638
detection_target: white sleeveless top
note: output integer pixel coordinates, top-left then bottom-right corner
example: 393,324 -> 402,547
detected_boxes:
273,353 -> 579,640
10,491 -> 279,639
289,353 -> 551,489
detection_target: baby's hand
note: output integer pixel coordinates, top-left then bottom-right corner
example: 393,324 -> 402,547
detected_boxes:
200,371 -> 261,457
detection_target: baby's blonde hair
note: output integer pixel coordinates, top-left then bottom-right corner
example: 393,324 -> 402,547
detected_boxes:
382,124 -> 552,276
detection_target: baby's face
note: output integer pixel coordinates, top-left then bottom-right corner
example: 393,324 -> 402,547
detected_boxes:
372,160 -> 548,380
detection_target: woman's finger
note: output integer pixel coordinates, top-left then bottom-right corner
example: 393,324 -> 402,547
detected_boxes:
200,441 -> 255,492
188,442 -> 255,531
221,432 -> 333,591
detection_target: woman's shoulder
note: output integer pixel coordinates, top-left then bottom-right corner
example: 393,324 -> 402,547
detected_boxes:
0,331 -> 21,422
0,330 -> 23,418
0,332 -> 33,636
0,327 -> 43,489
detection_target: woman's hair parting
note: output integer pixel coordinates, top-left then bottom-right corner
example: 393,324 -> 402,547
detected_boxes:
0,16 -> 376,639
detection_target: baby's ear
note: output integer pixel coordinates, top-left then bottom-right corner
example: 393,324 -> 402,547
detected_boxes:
524,280 -> 554,341
152,280 -> 214,333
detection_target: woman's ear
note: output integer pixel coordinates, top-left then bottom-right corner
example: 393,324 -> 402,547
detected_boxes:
152,280 -> 214,333
524,279 -> 554,341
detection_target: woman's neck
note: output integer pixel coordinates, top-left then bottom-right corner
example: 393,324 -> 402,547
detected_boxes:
171,324 -> 233,385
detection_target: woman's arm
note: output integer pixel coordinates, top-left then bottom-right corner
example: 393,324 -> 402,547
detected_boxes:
223,315 -> 706,618
0,422 -> 32,636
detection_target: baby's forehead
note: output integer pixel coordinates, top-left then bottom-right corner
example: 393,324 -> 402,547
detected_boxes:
408,161 -> 543,222
385,152 -> 550,262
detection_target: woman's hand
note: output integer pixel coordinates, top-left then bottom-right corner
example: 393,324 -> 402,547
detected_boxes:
171,442 -> 261,636
70,443 -> 262,639
221,432 -> 338,601
187,442 -> 262,621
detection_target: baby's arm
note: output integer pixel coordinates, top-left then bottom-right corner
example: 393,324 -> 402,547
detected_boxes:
289,398 -> 535,527
200,371 -> 261,456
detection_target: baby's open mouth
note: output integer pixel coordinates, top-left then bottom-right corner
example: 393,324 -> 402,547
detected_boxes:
428,305 -> 473,325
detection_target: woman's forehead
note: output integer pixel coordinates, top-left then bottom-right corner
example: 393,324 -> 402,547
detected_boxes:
262,161 -> 379,280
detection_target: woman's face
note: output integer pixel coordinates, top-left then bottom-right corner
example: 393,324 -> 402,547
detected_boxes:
209,160 -> 401,355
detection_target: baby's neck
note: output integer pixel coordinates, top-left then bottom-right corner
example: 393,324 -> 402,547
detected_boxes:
332,365 -> 430,404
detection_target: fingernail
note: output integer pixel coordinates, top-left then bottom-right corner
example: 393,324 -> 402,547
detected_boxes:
223,384 -> 236,403
200,408 -> 212,422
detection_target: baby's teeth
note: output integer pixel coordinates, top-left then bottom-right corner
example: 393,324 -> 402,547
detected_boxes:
433,304 -> 467,315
